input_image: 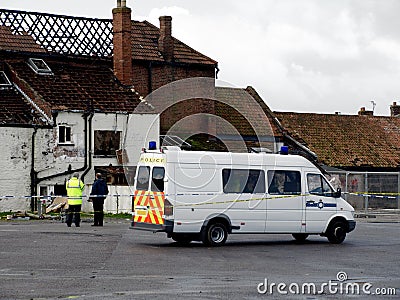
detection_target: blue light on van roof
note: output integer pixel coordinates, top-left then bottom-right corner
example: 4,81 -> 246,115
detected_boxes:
280,146 -> 289,155
149,141 -> 157,150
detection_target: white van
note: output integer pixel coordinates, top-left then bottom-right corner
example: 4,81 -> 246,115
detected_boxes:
130,143 -> 356,246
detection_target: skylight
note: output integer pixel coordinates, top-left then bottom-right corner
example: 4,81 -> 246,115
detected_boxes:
28,58 -> 53,75
0,71 -> 12,86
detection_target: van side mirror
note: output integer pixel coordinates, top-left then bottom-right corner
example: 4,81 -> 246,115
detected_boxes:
334,187 -> 342,198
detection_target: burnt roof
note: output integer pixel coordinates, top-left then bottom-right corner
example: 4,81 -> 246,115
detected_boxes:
275,111 -> 400,170
6,56 -> 140,114
0,85 -> 47,126
0,9 -> 216,65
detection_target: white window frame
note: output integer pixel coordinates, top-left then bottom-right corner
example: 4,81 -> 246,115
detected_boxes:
58,125 -> 73,145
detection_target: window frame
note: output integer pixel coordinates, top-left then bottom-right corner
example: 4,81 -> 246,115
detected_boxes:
58,125 -> 73,145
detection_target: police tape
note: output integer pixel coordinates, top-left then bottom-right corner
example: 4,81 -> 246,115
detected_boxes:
0,192 -> 399,201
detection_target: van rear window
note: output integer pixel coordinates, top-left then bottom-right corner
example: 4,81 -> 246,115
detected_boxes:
136,166 -> 150,190
267,170 -> 301,195
151,167 -> 165,192
222,169 -> 265,194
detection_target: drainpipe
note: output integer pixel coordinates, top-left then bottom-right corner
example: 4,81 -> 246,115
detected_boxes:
81,111 -> 94,182
30,126 -> 38,211
148,61 -> 153,94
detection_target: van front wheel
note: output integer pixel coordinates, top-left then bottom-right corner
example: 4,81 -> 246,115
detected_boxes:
327,221 -> 347,244
202,222 -> 228,246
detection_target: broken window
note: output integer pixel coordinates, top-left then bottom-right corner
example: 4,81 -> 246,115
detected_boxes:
58,125 -> 72,144
95,166 -> 131,186
94,131 -> 121,156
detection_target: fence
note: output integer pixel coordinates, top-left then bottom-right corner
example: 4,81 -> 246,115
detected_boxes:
329,171 -> 400,211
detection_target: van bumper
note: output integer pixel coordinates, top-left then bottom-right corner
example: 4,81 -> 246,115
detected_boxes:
347,220 -> 356,233
130,220 -> 174,234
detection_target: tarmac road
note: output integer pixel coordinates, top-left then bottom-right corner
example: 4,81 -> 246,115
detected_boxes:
0,218 -> 399,299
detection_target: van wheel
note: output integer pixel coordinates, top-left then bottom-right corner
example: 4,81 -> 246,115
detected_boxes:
327,221 -> 347,244
202,222 -> 228,246
171,234 -> 192,245
292,233 -> 309,242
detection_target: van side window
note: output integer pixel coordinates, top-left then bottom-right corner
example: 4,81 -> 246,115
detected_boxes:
268,171 -> 301,195
136,166 -> 150,190
151,167 -> 165,192
222,169 -> 265,194
307,174 -> 335,197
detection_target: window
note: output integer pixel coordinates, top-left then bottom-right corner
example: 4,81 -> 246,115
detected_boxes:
94,131 -> 121,156
0,71 -> 12,87
58,125 -> 72,144
268,170 -> 301,195
151,167 -> 165,192
136,166 -> 150,190
28,58 -> 53,75
307,174 -> 335,197
223,169 -> 265,194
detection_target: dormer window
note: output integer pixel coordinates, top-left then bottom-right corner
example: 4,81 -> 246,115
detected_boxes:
0,71 -> 12,87
28,58 -> 53,75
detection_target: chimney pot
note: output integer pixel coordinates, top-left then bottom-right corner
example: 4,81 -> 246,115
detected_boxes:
121,0 -> 126,7
117,0 -> 121,8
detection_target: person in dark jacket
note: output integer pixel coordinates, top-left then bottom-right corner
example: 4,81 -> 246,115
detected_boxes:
90,173 -> 109,226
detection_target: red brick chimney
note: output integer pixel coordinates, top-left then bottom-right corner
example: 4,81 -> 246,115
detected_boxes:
358,107 -> 373,116
113,0 -> 133,85
159,16 -> 174,61
390,102 -> 400,117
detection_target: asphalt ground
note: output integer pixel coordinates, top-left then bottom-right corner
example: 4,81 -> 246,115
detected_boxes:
0,216 -> 399,300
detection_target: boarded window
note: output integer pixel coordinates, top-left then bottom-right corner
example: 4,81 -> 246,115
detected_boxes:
94,131 -> 121,156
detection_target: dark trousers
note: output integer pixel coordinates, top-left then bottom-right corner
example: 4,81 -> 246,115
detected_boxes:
66,204 -> 81,227
93,199 -> 104,226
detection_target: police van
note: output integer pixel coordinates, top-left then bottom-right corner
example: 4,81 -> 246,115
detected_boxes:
130,142 -> 356,246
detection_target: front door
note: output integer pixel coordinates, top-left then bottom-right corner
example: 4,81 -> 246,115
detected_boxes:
305,173 -> 337,233
265,170 -> 304,233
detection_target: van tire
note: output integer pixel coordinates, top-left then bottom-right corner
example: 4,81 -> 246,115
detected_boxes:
292,233 -> 309,242
202,222 -> 228,246
326,221 -> 347,244
171,234 -> 192,245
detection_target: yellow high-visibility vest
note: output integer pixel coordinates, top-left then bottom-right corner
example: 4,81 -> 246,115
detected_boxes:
66,177 -> 84,205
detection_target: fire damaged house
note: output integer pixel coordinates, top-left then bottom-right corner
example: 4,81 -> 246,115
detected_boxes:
0,1 -> 219,212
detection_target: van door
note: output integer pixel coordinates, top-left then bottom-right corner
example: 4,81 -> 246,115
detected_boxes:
266,170 -> 303,233
305,173 -> 337,233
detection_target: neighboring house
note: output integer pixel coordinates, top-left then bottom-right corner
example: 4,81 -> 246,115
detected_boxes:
0,2 -> 218,212
274,105 -> 400,209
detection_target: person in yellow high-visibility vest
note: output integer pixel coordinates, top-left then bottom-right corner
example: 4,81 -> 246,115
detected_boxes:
65,172 -> 85,227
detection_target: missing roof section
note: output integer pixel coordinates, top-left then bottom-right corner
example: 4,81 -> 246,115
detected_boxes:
28,58 -> 53,75
0,71 -> 12,87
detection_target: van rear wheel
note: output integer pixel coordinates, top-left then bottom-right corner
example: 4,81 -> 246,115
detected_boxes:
292,233 -> 309,242
202,222 -> 228,246
327,221 -> 347,244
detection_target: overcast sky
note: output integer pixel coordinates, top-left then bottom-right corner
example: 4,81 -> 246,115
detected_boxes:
2,0 -> 400,116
